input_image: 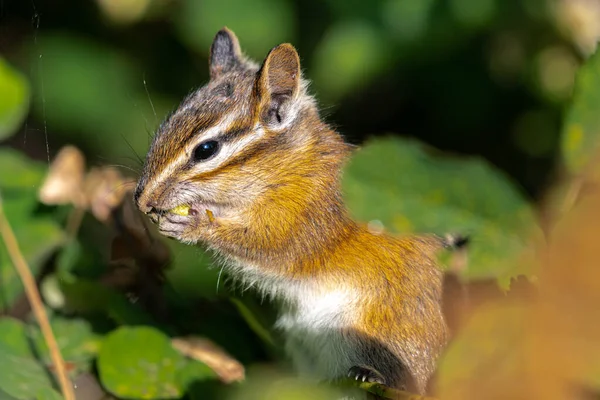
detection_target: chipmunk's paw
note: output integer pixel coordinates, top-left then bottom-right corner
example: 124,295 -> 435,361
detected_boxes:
347,365 -> 386,385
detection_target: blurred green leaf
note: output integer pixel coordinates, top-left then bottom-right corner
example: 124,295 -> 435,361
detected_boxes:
0,218 -> 64,311
0,148 -> 45,190
29,35 -> 165,160
449,0 -> 496,27
0,388 -> 20,400
176,359 -> 218,389
228,368 -> 345,400
561,48 -> 600,174
312,22 -> 387,102
0,318 -> 63,400
381,0 -> 436,41
98,326 -> 185,399
343,136 -> 537,285
28,316 -> 101,374
0,150 -> 67,392
0,145 -> 65,311
31,35 -> 135,137
55,239 -> 84,277
98,326 -> 215,399
0,318 -> 31,357
0,58 -> 29,141
176,0 -> 295,59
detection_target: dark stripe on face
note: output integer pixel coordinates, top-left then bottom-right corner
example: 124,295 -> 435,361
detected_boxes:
170,110 -> 222,146
218,125 -> 252,142
154,111 -> 221,150
188,132 -> 278,182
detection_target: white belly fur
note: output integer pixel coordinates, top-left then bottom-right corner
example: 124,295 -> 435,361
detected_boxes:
224,257 -> 362,381
275,286 -> 361,381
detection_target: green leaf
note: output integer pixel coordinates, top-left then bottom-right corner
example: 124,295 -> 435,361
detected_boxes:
55,240 -> 83,277
176,360 -> 217,389
562,48 -> 600,174
228,371 -> 344,400
0,318 -> 31,357
0,148 -> 45,190
98,326 -> 185,399
0,219 -> 65,311
0,318 -> 63,400
32,389 -> 63,400
0,58 -> 30,141
98,326 -> 216,399
0,148 -> 45,222
28,316 -> 101,374
0,388 -> 20,400
0,149 -> 65,311
343,136 -> 537,284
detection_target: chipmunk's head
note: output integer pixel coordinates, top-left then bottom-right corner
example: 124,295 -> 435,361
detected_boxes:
134,28 -> 326,243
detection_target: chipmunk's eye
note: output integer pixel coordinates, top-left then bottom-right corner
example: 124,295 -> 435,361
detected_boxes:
193,140 -> 220,162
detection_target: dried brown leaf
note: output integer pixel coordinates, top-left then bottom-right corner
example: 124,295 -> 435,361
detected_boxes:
172,336 -> 245,384
38,145 -> 86,207
83,167 -> 133,223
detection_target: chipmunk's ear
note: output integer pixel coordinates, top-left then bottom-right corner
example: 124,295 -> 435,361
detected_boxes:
209,27 -> 242,79
255,43 -> 301,126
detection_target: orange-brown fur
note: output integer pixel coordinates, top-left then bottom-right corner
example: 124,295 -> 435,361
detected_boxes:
135,27 -> 448,394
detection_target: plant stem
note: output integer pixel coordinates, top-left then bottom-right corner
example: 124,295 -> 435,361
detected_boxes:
0,193 -> 75,400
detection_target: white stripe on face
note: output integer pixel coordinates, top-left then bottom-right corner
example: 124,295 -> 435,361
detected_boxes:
187,122 -> 266,176
142,112 -> 265,204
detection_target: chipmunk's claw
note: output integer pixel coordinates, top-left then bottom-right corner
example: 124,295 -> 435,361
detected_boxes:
347,365 -> 386,385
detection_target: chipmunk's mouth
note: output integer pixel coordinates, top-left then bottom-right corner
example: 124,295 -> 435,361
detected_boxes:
169,204 -> 191,216
167,203 -> 219,222
146,201 -> 221,239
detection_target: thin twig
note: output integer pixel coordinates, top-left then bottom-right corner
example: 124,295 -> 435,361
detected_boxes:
171,336 -> 245,383
0,192 -> 75,400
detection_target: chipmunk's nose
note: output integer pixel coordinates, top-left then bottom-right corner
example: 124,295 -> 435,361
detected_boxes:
134,183 -> 155,214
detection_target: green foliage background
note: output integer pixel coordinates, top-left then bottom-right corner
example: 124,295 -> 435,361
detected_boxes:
0,0 -> 598,398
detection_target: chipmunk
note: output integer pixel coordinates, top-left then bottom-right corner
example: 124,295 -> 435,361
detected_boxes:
134,28 -> 458,394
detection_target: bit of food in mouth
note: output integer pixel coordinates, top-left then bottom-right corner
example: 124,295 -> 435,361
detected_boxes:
170,204 -> 190,216
205,209 -> 215,223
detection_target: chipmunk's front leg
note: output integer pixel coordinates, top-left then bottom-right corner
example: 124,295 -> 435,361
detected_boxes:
152,204 -> 225,244
181,206 -> 255,254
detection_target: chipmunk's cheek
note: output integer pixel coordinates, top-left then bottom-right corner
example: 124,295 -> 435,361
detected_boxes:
189,204 -> 223,224
156,214 -> 191,239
